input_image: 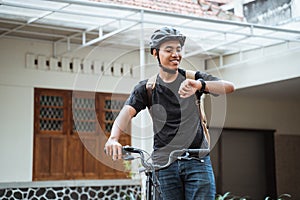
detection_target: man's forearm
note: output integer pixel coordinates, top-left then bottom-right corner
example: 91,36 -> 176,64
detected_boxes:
105,105 -> 136,160
108,105 -> 136,141
205,80 -> 235,95
108,123 -> 123,141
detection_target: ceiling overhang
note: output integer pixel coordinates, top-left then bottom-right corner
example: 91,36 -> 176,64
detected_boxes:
0,0 -> 300,59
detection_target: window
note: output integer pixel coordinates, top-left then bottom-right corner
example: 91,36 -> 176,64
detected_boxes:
33,88 -> 130,180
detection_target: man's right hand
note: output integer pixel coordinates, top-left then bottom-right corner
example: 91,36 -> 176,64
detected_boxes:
104,138 -> 123,160
104,105 -> 136,160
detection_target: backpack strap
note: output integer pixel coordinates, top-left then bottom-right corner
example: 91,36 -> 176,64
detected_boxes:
196,96 -> 210,149
146,74 -> 157,110
184,69 -> 210,149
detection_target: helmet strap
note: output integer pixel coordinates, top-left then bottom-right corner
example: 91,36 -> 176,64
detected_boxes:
159,64 -> 177,74
156,49 -> 177,74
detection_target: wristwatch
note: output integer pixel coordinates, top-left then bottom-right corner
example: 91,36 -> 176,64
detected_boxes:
197,78 -> 206,93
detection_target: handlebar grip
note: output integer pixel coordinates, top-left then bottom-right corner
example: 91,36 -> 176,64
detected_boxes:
103,146 -> 138,154
103,146 -> 136,161
123,145 -> 142,154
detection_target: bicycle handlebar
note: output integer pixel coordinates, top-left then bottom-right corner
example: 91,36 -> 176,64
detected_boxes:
121,146 -> 210,198
122,145 -> 210,170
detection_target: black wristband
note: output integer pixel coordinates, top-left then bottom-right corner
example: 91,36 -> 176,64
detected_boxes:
197,78 -> 206,93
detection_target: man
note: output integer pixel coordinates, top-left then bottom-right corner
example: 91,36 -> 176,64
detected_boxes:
104,27 -> 235,200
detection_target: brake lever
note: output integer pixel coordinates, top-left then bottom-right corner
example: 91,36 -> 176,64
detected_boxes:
177,152 -> 192,160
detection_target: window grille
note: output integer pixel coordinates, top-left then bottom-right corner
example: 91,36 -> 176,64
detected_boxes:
39,95 -> 64,132
72,97 -> 96,133
104,99 -> 125,132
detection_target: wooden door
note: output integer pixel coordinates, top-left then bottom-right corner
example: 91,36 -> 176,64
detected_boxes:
33,89 -> 69,180
33,89 -> 130,180
97,93 -> 131,179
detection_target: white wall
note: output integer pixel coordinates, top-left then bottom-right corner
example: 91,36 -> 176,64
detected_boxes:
207,44 -> 300,89
0,85 -> 33,182
292,0 -> 300,18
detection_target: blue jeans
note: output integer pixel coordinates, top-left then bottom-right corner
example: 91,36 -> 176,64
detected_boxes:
157,156 -> 216,200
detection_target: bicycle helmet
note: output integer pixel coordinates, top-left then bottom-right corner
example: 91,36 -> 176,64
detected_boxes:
150,27 -> 186,55
149,27 -> 186,74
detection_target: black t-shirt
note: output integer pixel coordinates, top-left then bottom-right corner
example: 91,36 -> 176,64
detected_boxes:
125,70 -> 219,164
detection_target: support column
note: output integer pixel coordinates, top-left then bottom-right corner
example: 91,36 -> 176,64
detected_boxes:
139,10 -> 151,154
139,10 -> 148,200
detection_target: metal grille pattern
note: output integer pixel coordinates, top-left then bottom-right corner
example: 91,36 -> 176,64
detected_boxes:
40,107 -> 63,119
40,95 -> 63,106
105,111 -> 118,121
40,120 -> 63,131
104,99 -> 125,132
105,100 -> 125,110
39,95 -> 64,131
73,97 -> 96,133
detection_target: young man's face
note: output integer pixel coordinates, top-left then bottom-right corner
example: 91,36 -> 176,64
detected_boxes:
154,40 -> 182,70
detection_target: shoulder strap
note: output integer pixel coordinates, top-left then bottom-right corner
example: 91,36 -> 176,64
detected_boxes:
146,74 -> 157,109
184,69 -> 210,148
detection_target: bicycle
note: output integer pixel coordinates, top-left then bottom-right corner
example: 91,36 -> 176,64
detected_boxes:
122,146 -> 210,200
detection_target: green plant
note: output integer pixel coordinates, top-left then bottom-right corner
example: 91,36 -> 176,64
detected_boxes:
122,192 -> 136,200
216,192 -> 292,200
265,194 -> 291,200
123,160 -> 134,178
215,192 -> 250,200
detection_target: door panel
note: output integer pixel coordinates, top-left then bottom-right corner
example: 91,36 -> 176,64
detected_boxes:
34,134 -> 67,180
34,135 -> 51,178
50,136 -> 66,176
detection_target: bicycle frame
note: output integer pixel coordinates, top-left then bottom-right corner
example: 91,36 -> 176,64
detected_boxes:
122,146 -> 160,199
